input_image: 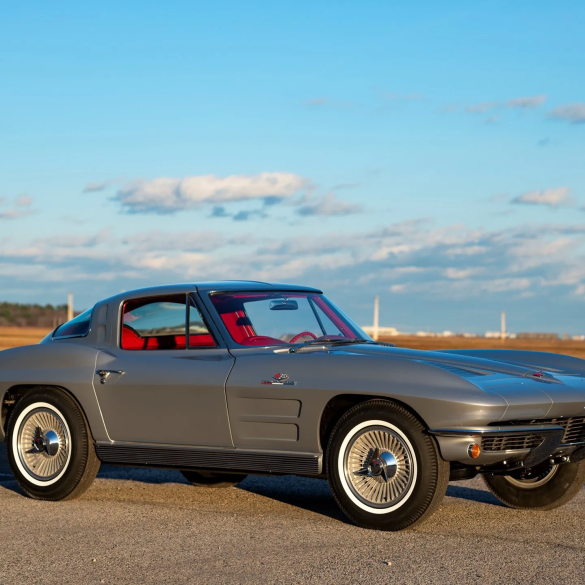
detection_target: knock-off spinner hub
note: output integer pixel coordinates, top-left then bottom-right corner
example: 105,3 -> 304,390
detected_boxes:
369,451 -> 398,482
33,427 -> 60,457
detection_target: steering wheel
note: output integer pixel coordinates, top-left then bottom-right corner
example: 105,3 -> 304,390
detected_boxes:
290,331 -> 317,343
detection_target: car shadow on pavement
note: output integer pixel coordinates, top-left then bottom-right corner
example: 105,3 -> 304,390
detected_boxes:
446,483 -> 505,507
2,443 -> 504,512
237,474 -> 350,524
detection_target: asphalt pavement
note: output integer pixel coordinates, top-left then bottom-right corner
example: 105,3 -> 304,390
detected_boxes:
1,443 -> 584,585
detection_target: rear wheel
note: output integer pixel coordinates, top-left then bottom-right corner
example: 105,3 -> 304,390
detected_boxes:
483,459 -> 585,510
180,470 -> 247,488
327,400 -> 449,531
6,386 -> 100,501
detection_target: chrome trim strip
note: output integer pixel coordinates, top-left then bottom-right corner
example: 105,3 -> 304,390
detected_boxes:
95,443 -> 322,475
429,425 -> 565,437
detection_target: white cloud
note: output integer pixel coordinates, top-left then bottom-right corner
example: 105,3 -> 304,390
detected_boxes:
296,193 -> 362,217
6,217 -> 585,325
505,95 -> 547,109
463,95 -> 547,116
512,187 -> 572,209
547,103 -> 585,124
117,172 -> 310,213
123,231 -> 226,252
303,98 -> 328,106
303,98 -> 353,109
34,229 -> 110,248
14,195 -> 33,208
444,267 -> 484,279
0,208 -> 35,220
465,102 -> 498,114
84,180 -> 116,193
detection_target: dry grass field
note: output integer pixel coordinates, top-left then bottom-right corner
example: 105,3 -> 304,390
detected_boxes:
0,327 -> 51,351
1,327 -> 585,360
381,335 -> 585,360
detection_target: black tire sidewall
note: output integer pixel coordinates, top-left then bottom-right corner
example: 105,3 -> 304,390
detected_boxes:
327,401 -> 444,530
7,387 -> 93,500
483,461 -> 585,510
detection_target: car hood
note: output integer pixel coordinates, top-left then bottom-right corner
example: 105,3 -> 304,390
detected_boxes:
331,343 -> 585,379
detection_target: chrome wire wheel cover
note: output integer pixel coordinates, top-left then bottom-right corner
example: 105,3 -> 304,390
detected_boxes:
504,464 -> 559,489
16,406 -> 70,482
342,424 -> 416,510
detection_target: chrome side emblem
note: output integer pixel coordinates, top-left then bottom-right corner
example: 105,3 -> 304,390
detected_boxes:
261,373 -> 296,386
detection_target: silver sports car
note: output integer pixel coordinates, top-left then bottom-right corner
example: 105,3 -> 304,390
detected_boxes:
1,281 -> 584,531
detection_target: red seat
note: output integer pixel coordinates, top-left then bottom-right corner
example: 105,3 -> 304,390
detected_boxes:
122,325 -> 146,350
189,334 -> 215,347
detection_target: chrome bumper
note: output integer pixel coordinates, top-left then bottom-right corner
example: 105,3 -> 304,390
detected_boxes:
430,425 -> 569,467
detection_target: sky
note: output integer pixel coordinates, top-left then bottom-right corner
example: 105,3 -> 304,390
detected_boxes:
1,1 -> 584,333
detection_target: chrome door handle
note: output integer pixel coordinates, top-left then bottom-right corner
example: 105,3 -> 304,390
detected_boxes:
96,370 -> 125,384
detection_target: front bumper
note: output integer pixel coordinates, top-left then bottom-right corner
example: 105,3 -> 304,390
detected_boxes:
430,425 -> 585,467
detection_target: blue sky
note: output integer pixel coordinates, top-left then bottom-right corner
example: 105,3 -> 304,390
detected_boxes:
1,1 -> 584,333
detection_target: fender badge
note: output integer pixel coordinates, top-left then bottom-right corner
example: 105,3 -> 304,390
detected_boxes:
262,373 -> 296,386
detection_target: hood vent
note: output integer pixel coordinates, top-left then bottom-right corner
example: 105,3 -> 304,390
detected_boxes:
417,361 -> 486,378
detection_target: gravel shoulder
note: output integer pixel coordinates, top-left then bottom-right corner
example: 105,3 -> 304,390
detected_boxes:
1,444 -> 584,585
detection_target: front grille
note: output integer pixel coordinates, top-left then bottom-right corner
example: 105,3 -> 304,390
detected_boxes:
481,434 -> 542,452
482,417 -> 585,452
513,417 -> 585,445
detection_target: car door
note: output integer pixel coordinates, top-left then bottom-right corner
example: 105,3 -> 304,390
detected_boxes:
94,293 -> 234,447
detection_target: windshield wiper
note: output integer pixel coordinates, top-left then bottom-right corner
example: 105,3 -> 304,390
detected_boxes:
288,337 -> 374,353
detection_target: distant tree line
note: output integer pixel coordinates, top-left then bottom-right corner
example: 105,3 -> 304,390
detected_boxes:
0,302 -> 69,328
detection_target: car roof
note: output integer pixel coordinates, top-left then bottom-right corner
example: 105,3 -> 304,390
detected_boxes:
100,281 -> 322,304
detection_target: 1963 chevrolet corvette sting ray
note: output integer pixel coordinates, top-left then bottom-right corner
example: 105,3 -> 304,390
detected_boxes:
1,281 -> 585,531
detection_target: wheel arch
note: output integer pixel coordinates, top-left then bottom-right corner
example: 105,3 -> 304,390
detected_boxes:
318,393 -> 431,455
2,384 -> 95,441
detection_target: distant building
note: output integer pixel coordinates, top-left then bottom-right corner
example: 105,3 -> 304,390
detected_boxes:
517,332 -> 559,340
485,331 -> 501,338
362,326 -> 400,337
485,331 -> 517,339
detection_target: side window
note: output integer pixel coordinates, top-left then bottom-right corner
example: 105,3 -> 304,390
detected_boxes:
121,295 -> 187,350
54,307 -> 93,339
188,297 -> 217,348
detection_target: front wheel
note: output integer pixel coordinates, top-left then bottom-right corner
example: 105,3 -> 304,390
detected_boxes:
483,459 -> 585,510
327,400 -> 449,531
6,386 -> 100,501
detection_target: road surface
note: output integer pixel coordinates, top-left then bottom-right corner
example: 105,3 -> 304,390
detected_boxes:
1,444 -> 583,584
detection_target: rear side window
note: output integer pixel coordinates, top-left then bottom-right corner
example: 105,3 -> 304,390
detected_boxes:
53,308 -> 93,339
121,295 -> 216,350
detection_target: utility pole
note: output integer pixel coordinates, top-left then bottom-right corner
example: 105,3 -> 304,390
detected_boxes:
501,311 -> 506,342
373,296 -> 380,341
67,292 -> 74,322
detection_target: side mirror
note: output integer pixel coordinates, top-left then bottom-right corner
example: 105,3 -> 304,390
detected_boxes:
269,299 -> 298,311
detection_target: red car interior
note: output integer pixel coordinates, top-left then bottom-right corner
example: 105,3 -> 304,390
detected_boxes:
120,292 -> 358,350
210,292 -> 356,345
121,325 -> 216,350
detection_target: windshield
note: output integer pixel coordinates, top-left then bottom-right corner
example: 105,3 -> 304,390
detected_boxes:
209,292 -> 371,346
